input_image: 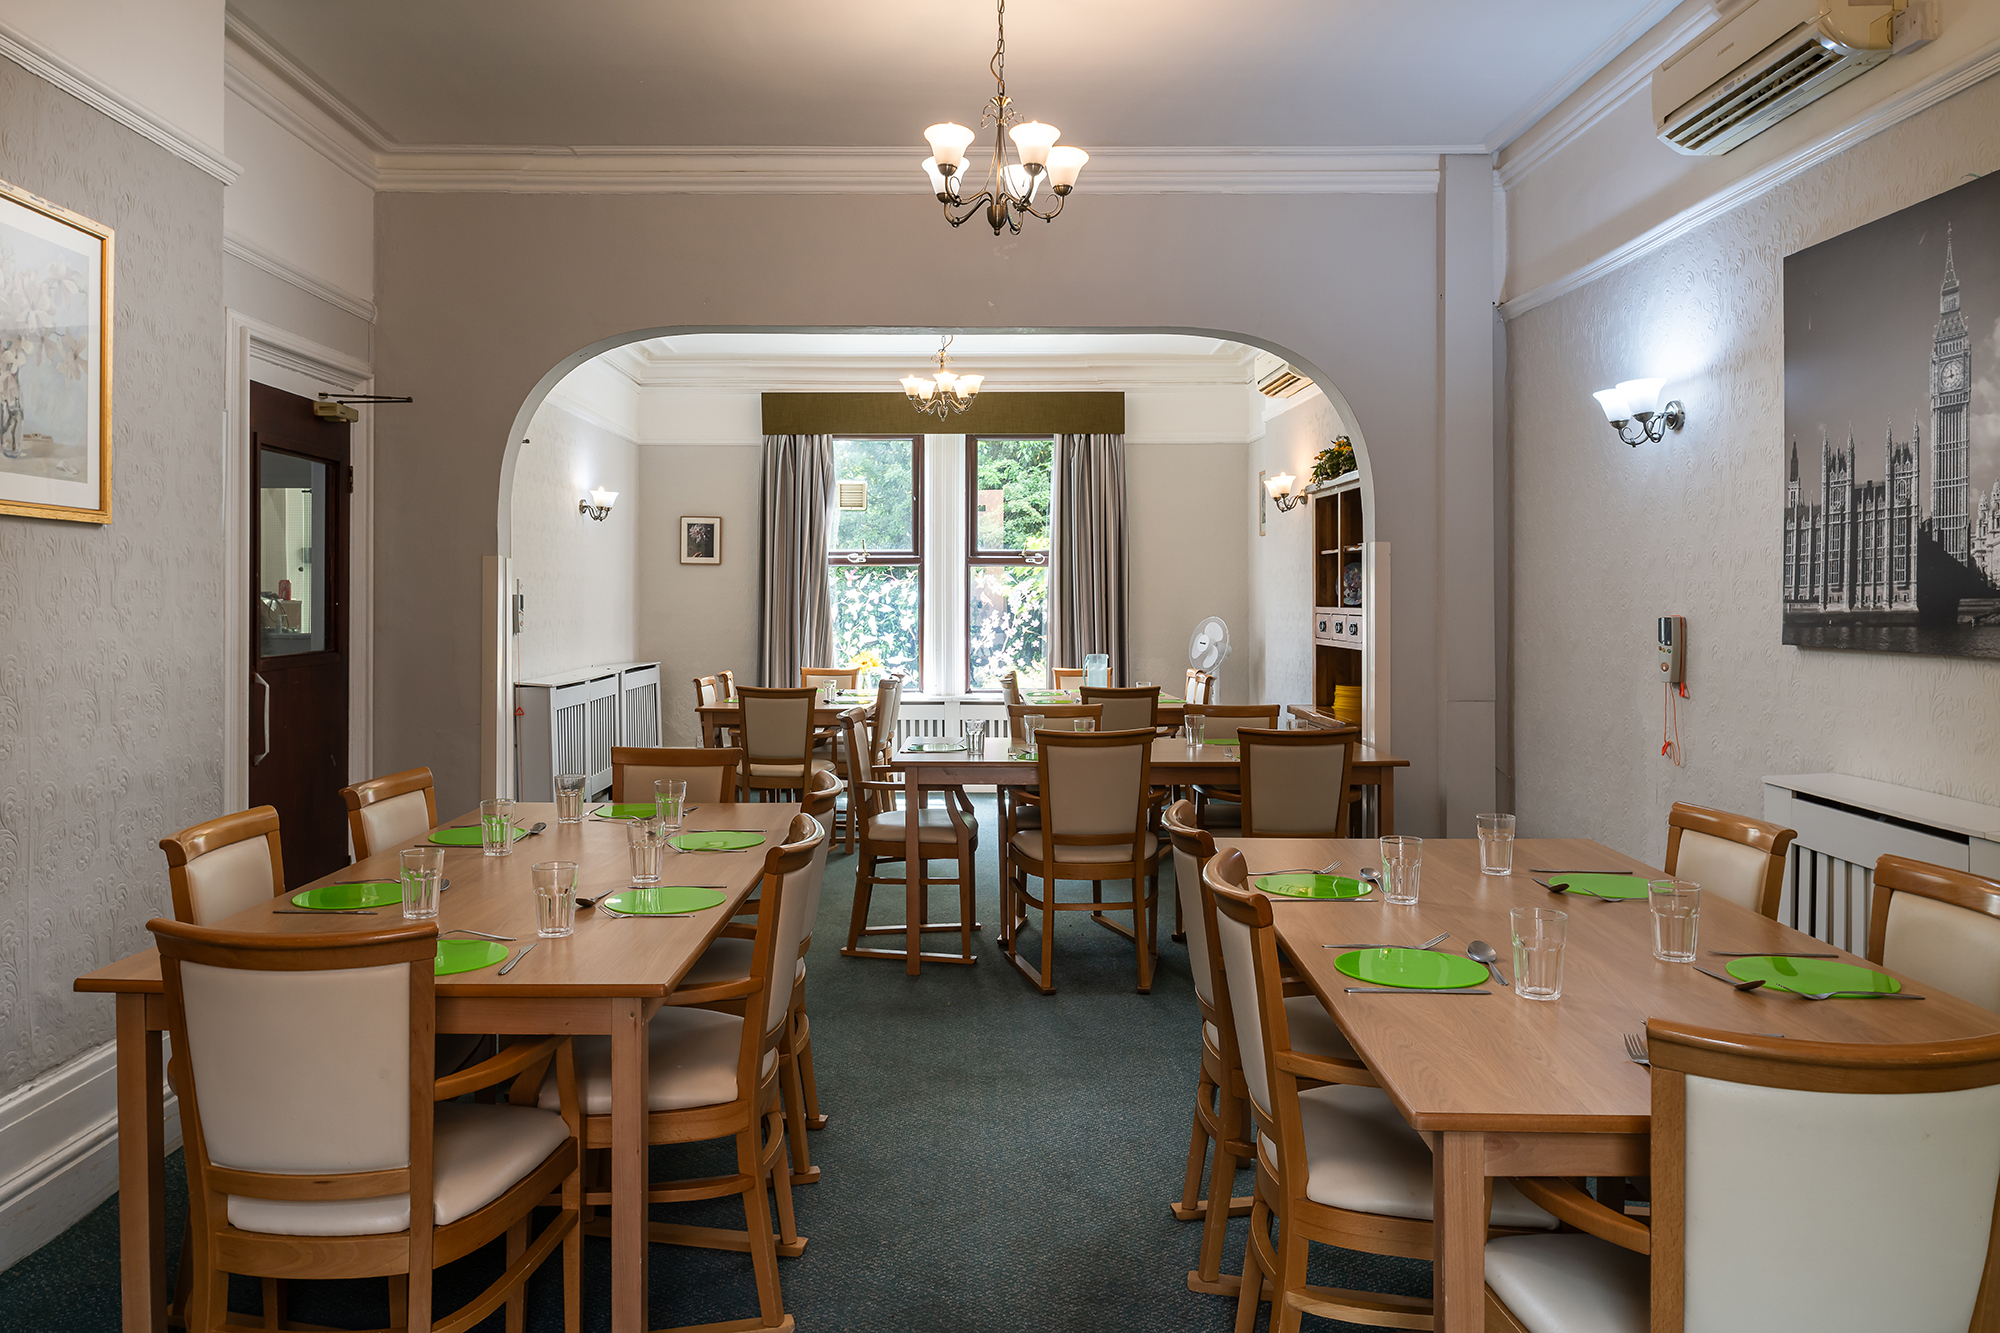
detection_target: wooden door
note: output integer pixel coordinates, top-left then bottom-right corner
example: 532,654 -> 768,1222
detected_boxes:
247,383 -> 350,887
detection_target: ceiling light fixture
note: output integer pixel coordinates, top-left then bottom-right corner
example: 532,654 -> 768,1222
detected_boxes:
921,0 -> 1088,236
900,336 -> 984,418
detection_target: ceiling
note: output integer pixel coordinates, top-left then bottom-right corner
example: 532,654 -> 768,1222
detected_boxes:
228,0 -> 1677,151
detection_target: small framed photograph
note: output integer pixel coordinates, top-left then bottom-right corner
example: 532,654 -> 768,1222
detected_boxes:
0,176 -> 114,524
680,515 -> 721,564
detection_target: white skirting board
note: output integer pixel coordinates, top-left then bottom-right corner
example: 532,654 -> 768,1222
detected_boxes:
0,1040 -> 180,1273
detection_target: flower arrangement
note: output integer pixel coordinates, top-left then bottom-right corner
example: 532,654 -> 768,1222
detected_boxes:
0,247 -> 89,460
849,648 -> 884,685
1309,436 -> 1356,486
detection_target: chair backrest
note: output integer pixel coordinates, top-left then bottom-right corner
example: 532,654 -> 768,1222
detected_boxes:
1051,667 -> 1086,691
1006,702 -> 1104,741
160,808 -> 287,925
802,765 -> 843,822
1867,855 -> 2000,1012
1663,803 -> 1796,919
1184,669 -> 1214,705
716,669 -> 737,701
1036,729 -> 1153,856
871,675 -> 904,758
1239,729 -> 1354,837
1000,670 -> 1023,705
692,674 -> 722,708
611,746 -> 741,803
1080,685 -> 1159,733
1647,1019 -> 2000,1331
1162,800 -> 1218,1010
1202,849 -> 1280,1121
763,816 -> 828,1037
1182,703 -> 1281,742
799,666 -> 859,693
340,768 -> 439,861
736,687 -> 818,767
150,917 -> 435,1239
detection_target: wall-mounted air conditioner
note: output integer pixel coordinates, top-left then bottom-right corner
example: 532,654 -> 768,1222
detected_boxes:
1251,350 -> 1311,399
1653,0 -> 1913,156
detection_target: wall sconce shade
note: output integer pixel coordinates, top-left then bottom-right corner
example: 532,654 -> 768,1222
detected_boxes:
1264,471 -> 1304,513
580,487 -> 618,521
1595,378 -> 1686,447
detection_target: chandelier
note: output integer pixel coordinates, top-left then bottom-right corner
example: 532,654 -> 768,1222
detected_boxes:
920,0 -> 1088,236
900,336 -> 984,418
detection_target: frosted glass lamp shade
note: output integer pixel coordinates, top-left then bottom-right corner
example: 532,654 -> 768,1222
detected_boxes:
1266,472 -> 1295,498
1615,378 -> 1666,418
922,156 -> 951,197
924,122 -> 975,168
1592,387 -> 1632,423
1002,163 -> 1034,199
955,374 -> 984,397
1045,146 -> 1088,190
589,488 -> 618,510
1009,121 -> 1061,166
901,375 -> 928,397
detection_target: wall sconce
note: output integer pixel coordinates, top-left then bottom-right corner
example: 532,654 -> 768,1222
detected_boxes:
579,487 -> 618,521
1264,472 -> 1305,513
1593,378 -> 1686,447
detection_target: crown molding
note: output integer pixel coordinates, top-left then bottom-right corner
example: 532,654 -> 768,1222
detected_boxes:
224,12 -> 395,156
0,19 -> 238,185
223,46 -> 379,189
1481,0 -> 1688,154
615,350 -> 1260,391
1498,34 -> 2000,320
224,231 -> 378,323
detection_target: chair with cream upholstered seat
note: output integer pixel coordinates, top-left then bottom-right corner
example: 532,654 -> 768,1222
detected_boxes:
340,768 -> 440,861
1080,684 -> 1167,735
799,665 -> 859,694
1204,848 -> 1558,1333
1865,854 -> 2000,1012
1000,669 -> 1024,705
843,709 -> 981,968
734,686 -> 833,801
1051,666 -> 1086,691
1237,728 -> 1356,838
1662,801 -> 1795,919
150,916 -> 582,1333
1182,668 -> 1215,705
610,745 -> 742,804
1482,1020 -> 2000,1333
1180,703 -> 1282,828
160,807 -> 288,925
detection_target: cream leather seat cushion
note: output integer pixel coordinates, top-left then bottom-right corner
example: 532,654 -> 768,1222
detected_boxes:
1483,1233 -> 1646,1333
1010,829 -> 1158,864
539,1006 -> 775,1116
1203,1000 -> 1355,1062
1264,1083 -> 1556,1228
869,809 -> 975,844
226,1102 -> 568,1236
748,759 -> 835,780
677,938 -> 806,990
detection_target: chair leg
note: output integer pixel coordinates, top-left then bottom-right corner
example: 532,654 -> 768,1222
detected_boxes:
1234,1195 -> 1269,1333
1274,1203 -> 1311,1333
765,1106 -> 802,1252
260,1278 -> 284,1329
1135,878 -> 1153,993
781,1021 -> 818,1184
958,845 -> 975,962
1177,1069 -> 1213,1217
845,857 -> 876,952
1196,1136 -> 1241,1290
795,1006 -> 826,1130
169,1217 -> 192,1326
736,1122 -> 787,1326
504,1217 -> 527,1333
387,1274 -> 410,1330
1039,877 -> 1056,995
187,1253 -> 222,1333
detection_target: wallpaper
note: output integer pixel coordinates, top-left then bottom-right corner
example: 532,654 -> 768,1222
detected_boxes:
1508,72 -> 2000,866
509,401 -> 638,681
0,62 -> 226,1096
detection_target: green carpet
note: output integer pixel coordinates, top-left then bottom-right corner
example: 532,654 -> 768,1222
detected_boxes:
0,796 -> 1428,1330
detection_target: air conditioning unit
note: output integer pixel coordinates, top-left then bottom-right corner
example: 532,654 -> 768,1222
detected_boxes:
1653,0 -> 1900,156
1251,351 -> 1312,399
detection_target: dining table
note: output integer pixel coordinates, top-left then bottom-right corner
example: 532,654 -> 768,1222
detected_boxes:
1223,834 -> 2000,1333
75,798 -> 799,1333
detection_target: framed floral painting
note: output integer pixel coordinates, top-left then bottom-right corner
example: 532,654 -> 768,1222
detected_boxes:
680,515 -> 721,564
0,177 -> 113,523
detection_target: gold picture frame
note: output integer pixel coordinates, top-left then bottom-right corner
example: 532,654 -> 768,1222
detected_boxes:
0,176 -> 113,524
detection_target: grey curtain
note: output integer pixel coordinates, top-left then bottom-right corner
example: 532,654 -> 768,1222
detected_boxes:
1050,432 -> 1128,684
758,434 -> 835,687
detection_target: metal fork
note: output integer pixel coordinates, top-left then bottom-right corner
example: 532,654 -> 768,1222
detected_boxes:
1623,1033 -> 1649,1066
442,928 -> 515,941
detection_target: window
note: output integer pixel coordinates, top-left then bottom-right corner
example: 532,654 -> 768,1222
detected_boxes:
966,436 -> 1052,691
828,436 -> 922,681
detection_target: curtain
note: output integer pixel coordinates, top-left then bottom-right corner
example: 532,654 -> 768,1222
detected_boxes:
759,434 -> 835,687
1050,433 -> 1128,684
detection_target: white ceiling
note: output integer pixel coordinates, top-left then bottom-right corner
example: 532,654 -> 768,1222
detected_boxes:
631,333 -> 1239,360
227,0 -> 1677,151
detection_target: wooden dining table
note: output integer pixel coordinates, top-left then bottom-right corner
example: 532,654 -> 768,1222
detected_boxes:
75,798 -> 798,1333
1224,834 -> 2000,1333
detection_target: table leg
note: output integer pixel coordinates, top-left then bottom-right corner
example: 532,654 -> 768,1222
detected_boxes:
117,994 -> 167,1333
1380,771 -> 1396,836
1431,1130 -> 1486,1333
609,997 -> 650,1333
904,769 -> 922,976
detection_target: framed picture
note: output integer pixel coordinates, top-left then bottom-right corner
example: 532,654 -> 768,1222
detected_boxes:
0,177 -> 113,523
680,515 -> 721,564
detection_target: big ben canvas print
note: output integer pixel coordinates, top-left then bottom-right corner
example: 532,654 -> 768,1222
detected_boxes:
1783,170 -> 2000,660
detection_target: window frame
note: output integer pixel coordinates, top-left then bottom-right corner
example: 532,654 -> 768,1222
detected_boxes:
827,434 -> 925,683
964,434 -> 1053,694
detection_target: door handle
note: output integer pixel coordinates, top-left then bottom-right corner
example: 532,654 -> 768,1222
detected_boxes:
252,673 -> 271,766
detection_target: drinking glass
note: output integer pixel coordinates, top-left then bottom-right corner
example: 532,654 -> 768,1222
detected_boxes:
1379,835 -> 1423,905
1184,714 -> 1206,754
961,719 -> 985,754
655,777 -> 687,823
1476,813 -> 1516,876
1511,906 -> 1568,1001
399,847 -> 444,920
531,861 -> 578,938
1648,879 -> 1702,963
1020,714 -> 1044,751
555,773 -> 585,824
479,798 -> 516,857
628,817 -> 667,885
1076,717 -> 1096,733
1134,680 -> 1152,690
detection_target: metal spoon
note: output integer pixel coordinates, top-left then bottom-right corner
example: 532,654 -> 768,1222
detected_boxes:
1693,965 -> 1766,992
523,821 -> 548,836
1539,879 -> 1628,902
1468,939 -> 1508,986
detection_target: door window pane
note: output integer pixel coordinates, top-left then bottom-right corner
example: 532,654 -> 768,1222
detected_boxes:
258,448 -> 329,656
969,565 -> 1047,691
833,437 -> 915,553
830,564 -> 920,681
973,437 -> 1052,553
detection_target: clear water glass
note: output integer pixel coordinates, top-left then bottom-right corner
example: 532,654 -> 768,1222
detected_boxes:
1648,879 -> 1702,963
1184,714 -> 1206,754
399,846 -> 444,920
555,773 -> 585,824
654,778 -> 687,833
1076,717 -> 1096,733
628,817 -> 667,884
479,798 -> 516,857
531,861 -> 578,938
1476,813 -> 1516,876
1511,906 -> 1568,1001
1379,835 -> 1423,905
961,719 -> 985,754
1020,714 -> 1044,751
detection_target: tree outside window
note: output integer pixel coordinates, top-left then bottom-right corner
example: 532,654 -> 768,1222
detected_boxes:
828,436 -> 921,683
967,436 -> 1052,691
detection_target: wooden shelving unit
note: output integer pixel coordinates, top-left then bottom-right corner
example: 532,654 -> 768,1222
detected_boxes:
1309,474 -> 1365,719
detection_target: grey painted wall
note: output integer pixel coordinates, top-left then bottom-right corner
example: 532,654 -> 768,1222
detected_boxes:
0,60 -> 226,1094
371,191 -> 1448,826
222,252 -> 371,365
510,402 -> 638,680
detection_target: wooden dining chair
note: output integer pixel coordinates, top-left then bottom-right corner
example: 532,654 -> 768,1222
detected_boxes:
1051,666 -> 1087,691
1080,684 -> 1165,734
1000,669 -> 1024,705
1482,1021 -> 2000,1333
1237,728 -> 1357,838
735,686 -> 832,800
1864,854 -> 2000,1011
1006,726 -> 1161,994
609,745 -> 742,803
340,768 -> 440,861
998,702 -> 1106,916
799,666 -> 860,693
539,817 -> 826,1327
159,807 -> 287,924
1662,802 -> 1796,919
843,709 -> 981,969
1183,668 -> 1215,705
1203,849 -> 1556,1333
151,917 -> 582,1333
1180,703 -> 1282,827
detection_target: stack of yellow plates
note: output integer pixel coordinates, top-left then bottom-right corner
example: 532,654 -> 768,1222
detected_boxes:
1331,686 -> 1361,723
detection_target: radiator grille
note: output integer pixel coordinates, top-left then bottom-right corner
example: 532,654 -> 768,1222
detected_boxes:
1778,848 -> 1873,955
624,681 -> 660,747
554,701 -> 586,777
896,716 -> 945,743
587,693 -> 618,775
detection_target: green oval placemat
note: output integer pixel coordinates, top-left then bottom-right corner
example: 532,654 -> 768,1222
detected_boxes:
670,830 -> 765,852
603,886 -> 728,915
592,803 -> 658,820
1333,947 -> 1489,990
1725,957 -> 1900,994
292,880 -> 404,910
435,939 -> 508,976
1542,873 -> 1647,900
1256,874 -> 1369,900
429,825 -> 528,847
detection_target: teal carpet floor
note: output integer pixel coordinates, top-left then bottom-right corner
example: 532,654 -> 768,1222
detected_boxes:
0,796 -> 1428,1330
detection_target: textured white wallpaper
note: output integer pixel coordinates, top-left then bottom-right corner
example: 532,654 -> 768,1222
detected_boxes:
1249,393 -> 1340,711
1508,72 -> 2000,867
509,402 -> 638,680
0,61 -> 226,1095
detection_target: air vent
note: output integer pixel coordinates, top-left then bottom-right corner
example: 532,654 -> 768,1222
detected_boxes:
837,479 -> 867,510
1256,364 -> 1311,399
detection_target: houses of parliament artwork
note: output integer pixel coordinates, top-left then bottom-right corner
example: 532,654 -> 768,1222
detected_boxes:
1783,170 -> 2000,661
